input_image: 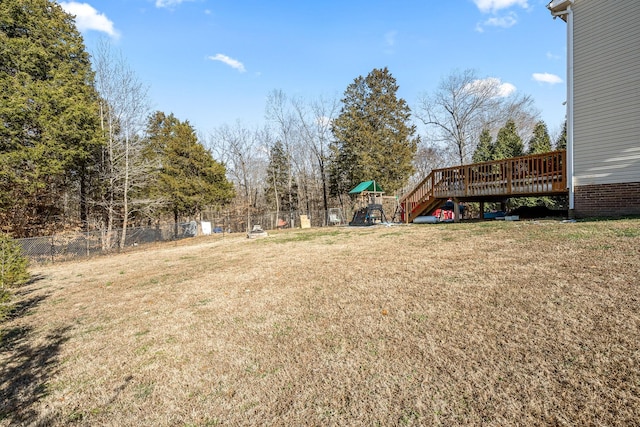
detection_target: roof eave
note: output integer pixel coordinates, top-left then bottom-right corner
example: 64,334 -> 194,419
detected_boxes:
547,0 -> 572,21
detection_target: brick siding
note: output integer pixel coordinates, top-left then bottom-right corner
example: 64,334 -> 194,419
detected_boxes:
574,182 -> 640,217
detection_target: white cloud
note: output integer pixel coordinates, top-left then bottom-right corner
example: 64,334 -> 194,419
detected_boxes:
383,30 -> 397,54
473,0 -> 529,14
546,51 -> 561,60
385,31 -> 397,47
155,0 -> 193,8
497,81 -> 516,97
476,11 -> 518,32
486,13 -> 517,28
316,116 -> 333,128
473,0 -> 528,32
59,2 -> 119,38
465,77 -> 516,98
533,72 -> 563,84
208,54 -> 246,73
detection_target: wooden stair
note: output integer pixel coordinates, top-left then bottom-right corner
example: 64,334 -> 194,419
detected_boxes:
400,171 -> 446,223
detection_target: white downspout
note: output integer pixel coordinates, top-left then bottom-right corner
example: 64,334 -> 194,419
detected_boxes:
566,4 -> 574,213
551,2 -> 574,213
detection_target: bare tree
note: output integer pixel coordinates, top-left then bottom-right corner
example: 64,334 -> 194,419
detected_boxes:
291,94 -> 339,224
417,69 -> 538,165
209,122 -> 269,232
409,140 -> 451,188
493,96 -> 539,149
93,39 -> 151,248
265,90 -> 298,227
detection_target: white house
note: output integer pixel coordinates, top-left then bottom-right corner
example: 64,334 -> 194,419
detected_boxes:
548,0 -> 640,217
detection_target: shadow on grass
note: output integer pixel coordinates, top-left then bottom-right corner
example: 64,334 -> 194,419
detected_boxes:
3,276 -> 47,322
0,275 -> 69,425
571,214 -> 640,222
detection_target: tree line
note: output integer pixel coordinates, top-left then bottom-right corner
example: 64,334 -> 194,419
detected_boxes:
1,0 -> 566,239
1,1 -> 234,239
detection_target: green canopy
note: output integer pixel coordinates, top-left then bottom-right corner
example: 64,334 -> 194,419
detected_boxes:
349,180 -> 384,194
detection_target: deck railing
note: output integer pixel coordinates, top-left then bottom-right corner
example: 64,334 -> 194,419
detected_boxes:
401,150 -> 567,222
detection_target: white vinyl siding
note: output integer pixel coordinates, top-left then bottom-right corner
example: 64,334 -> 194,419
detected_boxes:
572,0 -> 640,186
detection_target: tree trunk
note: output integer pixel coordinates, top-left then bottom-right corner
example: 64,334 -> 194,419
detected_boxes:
79,164 -> 88,231
320,162 -> 328,226
119,133 -> 130,249
174,208 -> 179,239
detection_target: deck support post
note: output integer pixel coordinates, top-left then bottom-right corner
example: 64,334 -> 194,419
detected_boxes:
453,198 -> 460,223
480,201 -> 485,221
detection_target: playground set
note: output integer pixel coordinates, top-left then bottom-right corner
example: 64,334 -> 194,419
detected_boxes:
347,180 -> 463,226
347,180 -> 401,226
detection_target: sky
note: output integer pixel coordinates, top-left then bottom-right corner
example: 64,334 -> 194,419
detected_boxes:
57,0 -> 569,138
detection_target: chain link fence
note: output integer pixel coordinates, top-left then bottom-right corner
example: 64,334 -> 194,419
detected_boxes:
15,223 -> 189,264
15,207 -> 359,264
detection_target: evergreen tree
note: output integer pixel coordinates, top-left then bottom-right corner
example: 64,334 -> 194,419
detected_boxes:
265,140 -> 298,213
527,120 -> 552,154
555,120 -> 567,150
472,128 -> 494,163
144,112 -> 235,227
329,67 -> 418,197
493,119 -> 524,160
0,0 -> 102,236
0,233 -> 29,321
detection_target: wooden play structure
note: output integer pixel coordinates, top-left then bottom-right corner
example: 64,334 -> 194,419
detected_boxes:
348,180 -> 391,226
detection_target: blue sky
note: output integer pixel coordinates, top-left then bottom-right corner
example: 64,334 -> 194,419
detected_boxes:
58,0 -> 568,137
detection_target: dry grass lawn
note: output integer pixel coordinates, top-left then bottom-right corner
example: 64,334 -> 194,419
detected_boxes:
1,219 -> 639,426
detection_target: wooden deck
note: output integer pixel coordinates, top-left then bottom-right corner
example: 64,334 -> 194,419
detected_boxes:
401,150 -> 568,222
